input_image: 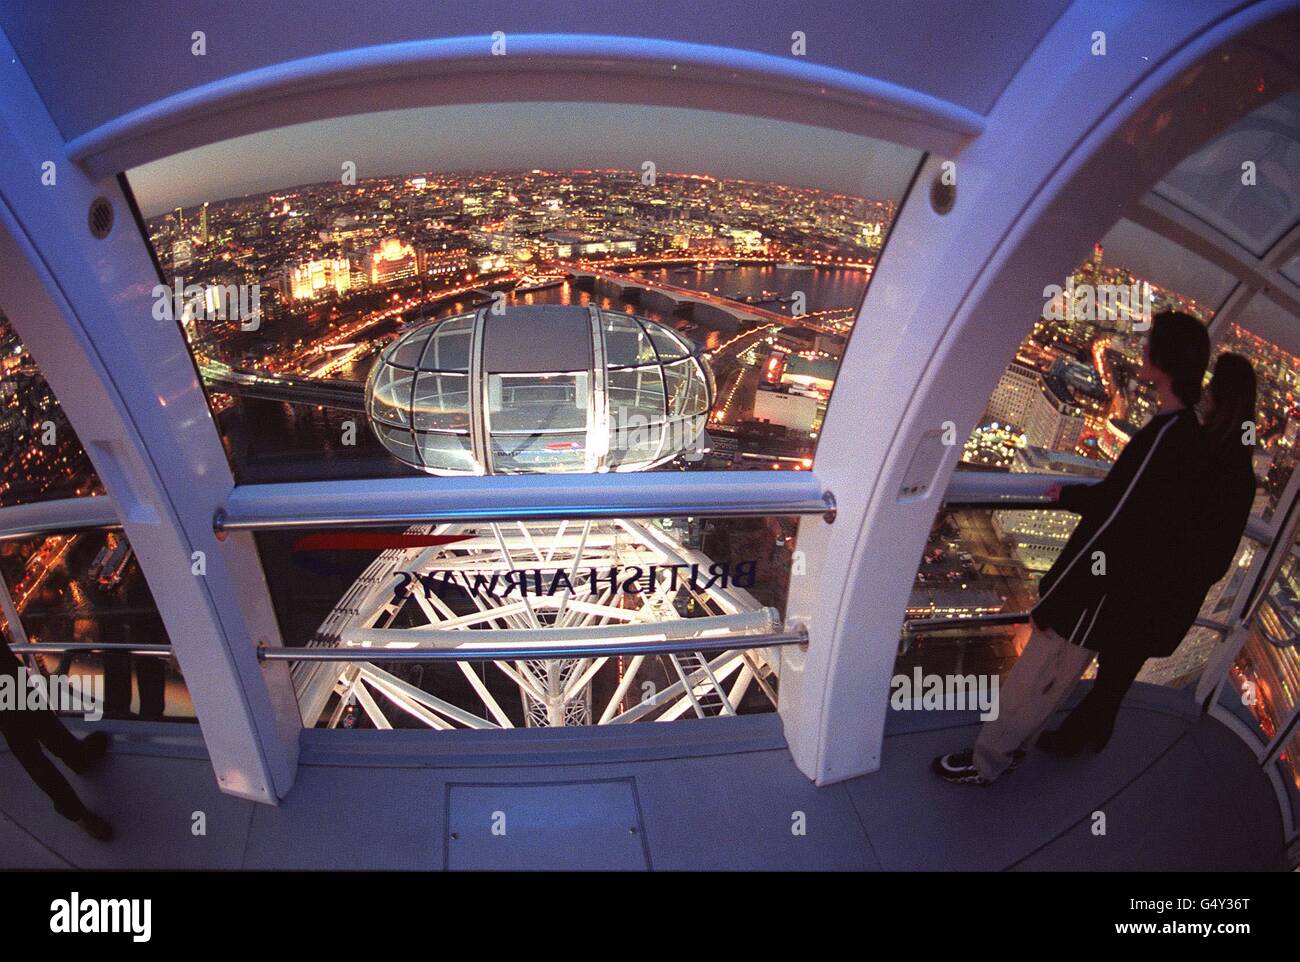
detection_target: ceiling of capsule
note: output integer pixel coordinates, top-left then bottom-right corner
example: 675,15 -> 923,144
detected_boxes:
0,0 -> 1069,142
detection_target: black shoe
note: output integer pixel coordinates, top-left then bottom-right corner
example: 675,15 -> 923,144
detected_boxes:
69,732 -> 110,774
1036,729 -> 1082,757
932,750 -> 993,786
1008,748 -> 1027,771
75,810 -> 114,842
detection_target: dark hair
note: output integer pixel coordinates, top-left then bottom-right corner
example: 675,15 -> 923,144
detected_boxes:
1202,352 -> 1257,454
1148,311 -> 1210,407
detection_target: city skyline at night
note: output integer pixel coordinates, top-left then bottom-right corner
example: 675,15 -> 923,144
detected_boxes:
129,101 -> 920,216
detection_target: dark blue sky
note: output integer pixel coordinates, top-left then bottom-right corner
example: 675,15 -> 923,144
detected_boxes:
129,101 -> 921,215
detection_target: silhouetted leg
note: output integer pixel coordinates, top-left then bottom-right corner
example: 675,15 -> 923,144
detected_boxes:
30,709 -> 90,766
973,626 -> 1093,779
135,656 -> 166,721
102,650 -> 131,718
1055,649 -> 1146,751
0,720 -> 87,821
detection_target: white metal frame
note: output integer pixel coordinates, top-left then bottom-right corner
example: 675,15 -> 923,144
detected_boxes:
0,32 -> 302,803
292,518 -> 780,730
779,0 -> 1300,784
0,1 -> 1295,804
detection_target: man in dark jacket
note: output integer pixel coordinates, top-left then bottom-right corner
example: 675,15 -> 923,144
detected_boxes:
935,311 -> 1211,785
1,631 -> 114,839
1041,352 -> 1258,755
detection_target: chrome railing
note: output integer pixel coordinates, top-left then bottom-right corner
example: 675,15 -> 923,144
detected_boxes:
941,468 -> 1272,542
5,642 -> 173,657
214,471 -> 836,536
0,495 -> 119,542
257,627 -> 807,663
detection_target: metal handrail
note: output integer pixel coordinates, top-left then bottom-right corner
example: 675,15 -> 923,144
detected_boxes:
942,468 -> 1273,543
0,495 -> 119,542
941,470 -> 1072,508
215,471 -> 836,536
257,627 -> 807,662
6,643 -> 172,657
902,611 -> 1233,636
903,611 -> 1028,633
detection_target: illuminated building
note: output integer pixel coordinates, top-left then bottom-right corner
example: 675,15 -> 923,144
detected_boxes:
290,258 -> 351,300
423,247 -> 469,278
753,385 -> 817,436
984,360 -> 1040,431
992,446 -> 1108,571
1025,372 -> 1085,453
369,237 -> 418,286
1101,416 -> 1138,461
779,354 -> 836,398
728,228 -> 765,254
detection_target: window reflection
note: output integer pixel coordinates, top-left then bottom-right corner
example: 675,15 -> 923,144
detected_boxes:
0,531 -> 193,722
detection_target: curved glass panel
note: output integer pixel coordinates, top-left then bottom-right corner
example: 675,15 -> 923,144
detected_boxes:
607,367 -> 667,424
372,422 -> 420,465
419,314 -> 473,371
122,101 -> 918,735
1152,90 -> 1300,257
126,101 -> 920,482
490,431 -> 587,473
414,431 -> 475,474
603,314 -> 657,368
643,322 -> 690,361
1094,218 -> 1237,316
1226,539 -> 1300,751
412,372 -> 470,432
488,373 -> 588,434
607,422 -> 666,469
367,363 -> 412,427
0,309 -> 105,508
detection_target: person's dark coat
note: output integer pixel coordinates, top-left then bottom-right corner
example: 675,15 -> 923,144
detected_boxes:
0,637 -> 20,675
1187,432 -> 1257,600
1032,407 -> 1213,659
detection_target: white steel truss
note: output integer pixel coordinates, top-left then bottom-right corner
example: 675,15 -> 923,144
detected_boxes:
294,518 -> 782,729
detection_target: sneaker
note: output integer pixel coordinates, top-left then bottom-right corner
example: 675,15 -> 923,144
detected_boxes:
1008,748 -> 1028,771
75,810 -> 114,842
932,749 -> 993,786
69,732 -> 110,774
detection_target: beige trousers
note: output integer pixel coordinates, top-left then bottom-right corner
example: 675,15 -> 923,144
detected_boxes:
973,625 -> 1095,779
